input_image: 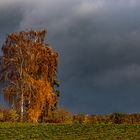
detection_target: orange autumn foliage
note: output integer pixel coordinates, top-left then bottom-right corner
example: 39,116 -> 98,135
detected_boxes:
0,30 -> 58,122
27,78 -> 57,122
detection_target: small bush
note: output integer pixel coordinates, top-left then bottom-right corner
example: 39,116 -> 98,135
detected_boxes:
73,114 -> 85,123
47,108 -> 72,123
0,108 -> 19,122
0,112 -> 3,121
9,110 -> 19,122
109,112 -> 126,124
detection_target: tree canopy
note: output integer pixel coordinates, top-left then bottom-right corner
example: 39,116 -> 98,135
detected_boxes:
0,30 -> 59,122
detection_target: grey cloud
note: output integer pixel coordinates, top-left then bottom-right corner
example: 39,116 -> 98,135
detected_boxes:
94,64 -> 140,88
0,3 -> 24,54
1,0 -> 140,114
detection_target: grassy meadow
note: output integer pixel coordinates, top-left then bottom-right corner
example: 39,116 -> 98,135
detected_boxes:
0,123 -> 140,140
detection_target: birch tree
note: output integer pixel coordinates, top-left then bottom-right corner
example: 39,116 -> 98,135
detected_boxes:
0,30 -> 59,122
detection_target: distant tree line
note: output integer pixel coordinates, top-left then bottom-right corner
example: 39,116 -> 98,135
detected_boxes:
0,107 -> 140,124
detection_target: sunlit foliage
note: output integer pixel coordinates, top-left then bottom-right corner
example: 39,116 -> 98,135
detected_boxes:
0,30 -> 59,122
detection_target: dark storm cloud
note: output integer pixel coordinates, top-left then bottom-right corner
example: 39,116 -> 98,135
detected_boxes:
1,0 -> 140,114
0,1 -> 24,50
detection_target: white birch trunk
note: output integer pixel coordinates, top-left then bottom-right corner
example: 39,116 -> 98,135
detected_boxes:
19,47 -> 24,122
21,92 -> 24,122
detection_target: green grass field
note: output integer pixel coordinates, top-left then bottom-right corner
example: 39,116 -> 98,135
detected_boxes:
0,123 -> 140,140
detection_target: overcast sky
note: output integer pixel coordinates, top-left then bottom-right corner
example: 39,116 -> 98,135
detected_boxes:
0,0 -> 140,114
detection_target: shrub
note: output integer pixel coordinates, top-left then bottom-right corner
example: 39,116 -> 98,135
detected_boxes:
0,108 -> 19,122
73,114 -> 85,123
9,110 -> 19,122
0,112 -> 3,121
109,112 -> 126,124
47,108 -> 72,123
